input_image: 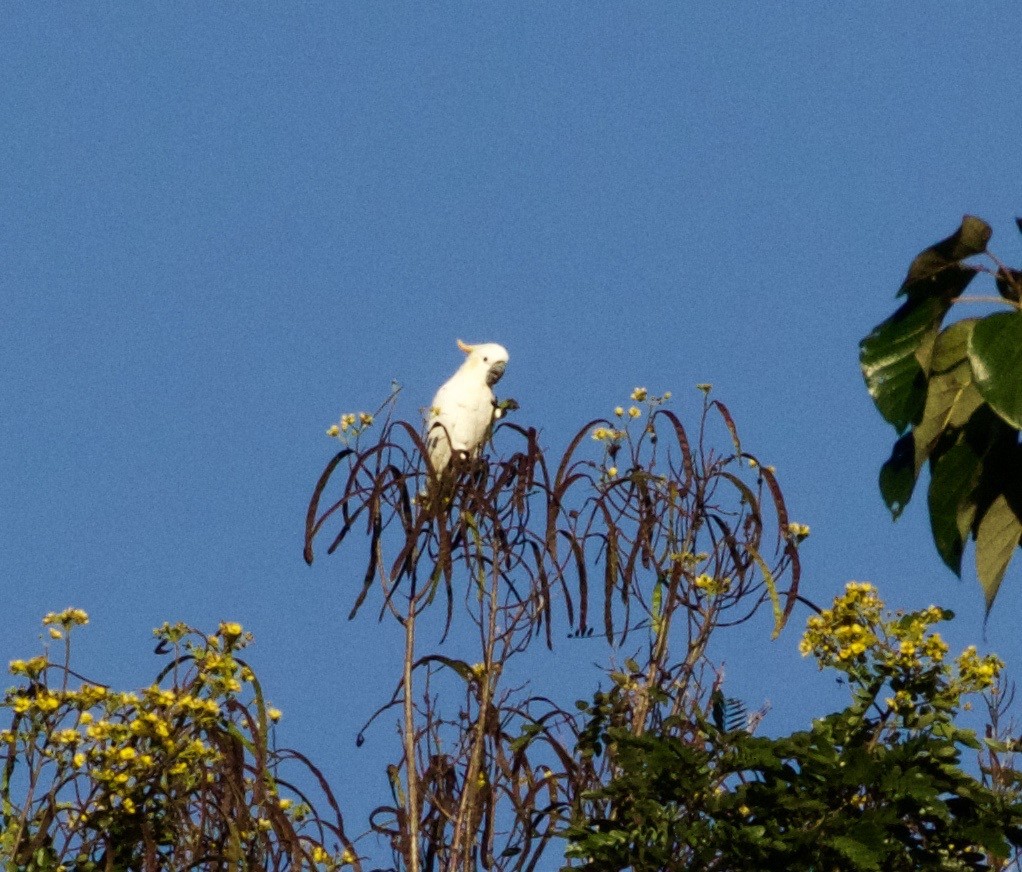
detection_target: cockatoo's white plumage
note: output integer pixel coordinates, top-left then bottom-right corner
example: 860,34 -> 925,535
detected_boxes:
426,339 -> 509,476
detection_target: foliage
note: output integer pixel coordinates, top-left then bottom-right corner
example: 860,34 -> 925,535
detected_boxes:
0,610 -> 355,871
860,216 -> 1022,612
305,387 -> 800,871
7,377 -> 1021,869
565,583 -> 1022,871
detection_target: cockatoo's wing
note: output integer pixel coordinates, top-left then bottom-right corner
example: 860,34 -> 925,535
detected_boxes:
425,340 -> 509,477
427,377 -> 494,473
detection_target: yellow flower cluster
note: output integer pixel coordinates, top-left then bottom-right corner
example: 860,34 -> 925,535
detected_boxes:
694,573 -> 731,597
327,411 -> 374,442
786,522 -> 811,541
594,389 -> 674,474
41,607 -> 90,639
957,645 -> 1003,693
800,582 -> 882,663
2,611 -> 340,866
800,583 -> 1004,718
43,607 -> 89,628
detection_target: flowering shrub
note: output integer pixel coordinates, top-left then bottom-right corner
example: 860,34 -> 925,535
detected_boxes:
0,611 -> 357,870
568,584 -> 1022,871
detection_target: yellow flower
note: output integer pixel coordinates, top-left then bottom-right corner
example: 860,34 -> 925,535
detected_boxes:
36,692 -> 60,713
628,406 -> 641,419
267,707 -> 282,722
607,466 -> 618,477
359,412 -> 374,426
614,406 -> 624,417
73,752 -> 87,768
219,621 -> 243,639
48,627 -> 63,640
631,387 -> 648,402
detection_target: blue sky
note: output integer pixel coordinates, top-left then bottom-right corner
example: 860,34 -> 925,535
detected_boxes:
4,4 -> 1022,860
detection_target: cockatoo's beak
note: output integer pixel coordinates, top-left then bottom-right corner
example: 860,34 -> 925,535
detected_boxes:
486,360 -> 506,386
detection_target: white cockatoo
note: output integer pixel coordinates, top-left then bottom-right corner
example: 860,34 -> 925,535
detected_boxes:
426,339 -> 510,476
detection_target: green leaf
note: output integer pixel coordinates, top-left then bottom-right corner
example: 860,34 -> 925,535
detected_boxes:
913,319 -> 983,471
879,434 -> 915,519
928,438 -> 982,575
860,295 -> 952,433
900,215 -> 991,294
975,493 -> 1022,614
969,311 -> 1022,429
826,833 -> 882,871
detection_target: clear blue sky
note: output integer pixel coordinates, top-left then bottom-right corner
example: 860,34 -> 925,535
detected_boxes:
4,4 -> 1021,861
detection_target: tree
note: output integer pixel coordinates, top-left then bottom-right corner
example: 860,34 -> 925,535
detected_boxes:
4,316 -> 1021,868
861,217 -> 1022,613
0,612 -> 354,869
305,387 -> 800,871
565,585 -> 1022,871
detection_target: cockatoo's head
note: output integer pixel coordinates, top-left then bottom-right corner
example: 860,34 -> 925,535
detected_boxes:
457,339 -> 509,386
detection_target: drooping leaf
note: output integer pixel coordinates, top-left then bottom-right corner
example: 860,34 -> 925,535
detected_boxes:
927,438 -> 982,575
899,215 -> 991,295
860,295 -> 953,433
975,493 -> 1022,614
879,433 -> 915,519
913,320 -> 983,471
969,311 -> 1022,429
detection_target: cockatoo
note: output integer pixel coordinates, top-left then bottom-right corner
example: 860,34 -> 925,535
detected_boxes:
426,339 -> 509,477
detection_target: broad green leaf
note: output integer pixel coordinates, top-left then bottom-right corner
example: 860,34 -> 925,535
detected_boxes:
860,295 -> 952,433
879,434 -> 915,519
899,215 -> 991,295
969,311 -> 1022,429
913,320 -> 983,471
975,493 -> 1022,614
928,439 -> 982,575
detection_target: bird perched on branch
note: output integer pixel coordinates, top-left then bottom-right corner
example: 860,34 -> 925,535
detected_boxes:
426,339 -> 509,478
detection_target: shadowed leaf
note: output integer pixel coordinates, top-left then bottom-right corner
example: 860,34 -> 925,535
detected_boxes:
975,493 -> 1022,614
969,311 -> 1022,429
996,267 -> 1022,304
913,319 -> 982,472
927,438 -> 982,575
899,215 -> 991,295
879,434 -> 915,520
